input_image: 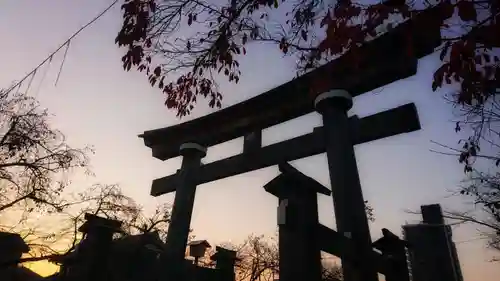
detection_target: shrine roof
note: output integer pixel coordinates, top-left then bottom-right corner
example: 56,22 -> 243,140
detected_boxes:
78,213 -> 123,233
188,240 -> 211,248
0,232 -> 30,254
264,162 -> 331,197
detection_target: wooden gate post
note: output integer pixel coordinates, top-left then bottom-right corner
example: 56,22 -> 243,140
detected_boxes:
315,90 -> 378,281
163,143 -> 207,279
264,162 -> 331,281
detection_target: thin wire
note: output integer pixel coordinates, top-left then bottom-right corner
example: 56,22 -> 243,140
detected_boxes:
55,40 -> 71,86
455,236 -> 489,244
33,56 -> 53,98
5,0 -> 119,94
24,68 -> 37,94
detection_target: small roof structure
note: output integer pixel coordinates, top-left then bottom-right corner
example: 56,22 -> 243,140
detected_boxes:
264,162 -> 331,197
188,240 -> 211,248
0,232 -> 30,254
78,213 -> 123,233
114,231 -> 166,253
210,246 -> 240,261
372,228 -> 408,253
188,240 -> 212,258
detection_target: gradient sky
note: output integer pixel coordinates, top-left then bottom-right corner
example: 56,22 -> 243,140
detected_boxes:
1,0 -> 499,280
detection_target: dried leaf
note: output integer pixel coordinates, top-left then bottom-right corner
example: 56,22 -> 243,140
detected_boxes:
475,55 -> 482,64
154,66 -> 161,76
301,30 -> 308,41
320,11 -> 330,28
149,1 -> 156,12
484,53 -> 491,63
440,41 -> 451,61
159,76 -> 165,89
457,1 -> 477,22
441,0 -> 455,19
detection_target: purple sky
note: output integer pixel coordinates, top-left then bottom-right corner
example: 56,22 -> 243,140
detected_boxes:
1,0 -> 499,279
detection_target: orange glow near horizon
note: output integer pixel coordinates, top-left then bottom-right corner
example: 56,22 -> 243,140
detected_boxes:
23,261 -> 59,277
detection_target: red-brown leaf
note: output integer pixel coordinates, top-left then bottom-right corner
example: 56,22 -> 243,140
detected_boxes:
159,76 -> 165,89
474,55 -> 482,64
484,53 -> 491,63
301,30 -> 308,41
320,11 -> 330,28
440,41 -> 451,61
441,0 -> 455,19
149,1 -> 156,12
484,66 -> 494,79
458,1 -> 477,22
154,66 -> 161,76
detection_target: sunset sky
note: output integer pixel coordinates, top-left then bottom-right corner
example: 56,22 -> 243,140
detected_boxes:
1,0 -> 499,279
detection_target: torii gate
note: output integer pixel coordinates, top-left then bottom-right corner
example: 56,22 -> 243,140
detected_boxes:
139,5 -> 447,281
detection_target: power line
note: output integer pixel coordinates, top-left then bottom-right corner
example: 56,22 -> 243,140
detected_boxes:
5,0 -> 119,94
455,236 -> 489,244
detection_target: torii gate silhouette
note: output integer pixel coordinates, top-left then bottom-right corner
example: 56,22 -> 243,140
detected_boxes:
139,4 -> 448,281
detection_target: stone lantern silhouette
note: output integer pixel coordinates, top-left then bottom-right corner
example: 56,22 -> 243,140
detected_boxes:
188,240 -> 211,265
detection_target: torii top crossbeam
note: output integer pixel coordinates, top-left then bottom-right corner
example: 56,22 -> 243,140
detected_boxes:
140,6 -> 445,161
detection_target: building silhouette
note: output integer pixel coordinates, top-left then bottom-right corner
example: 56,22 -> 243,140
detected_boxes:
0,231 -> 43,281
403,204 -> 463,281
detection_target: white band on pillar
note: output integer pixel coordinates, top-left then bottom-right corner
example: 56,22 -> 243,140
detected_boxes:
314,89 -> 352,108
180,142 -> 207,154
278,199 -> 289,226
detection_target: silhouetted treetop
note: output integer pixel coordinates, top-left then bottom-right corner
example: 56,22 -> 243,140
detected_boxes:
115,0 -> 498,117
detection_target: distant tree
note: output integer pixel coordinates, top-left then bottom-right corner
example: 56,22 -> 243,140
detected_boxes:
1,184 -> 174,267
232,234 -> 279,281
365,200 -> 375,222
218,233 -> 341,281
0,90 -> 90,215
442,172 -> 500,257
405,171 -> 500,258
0,89 -> 174,268
443,208 -> 499,251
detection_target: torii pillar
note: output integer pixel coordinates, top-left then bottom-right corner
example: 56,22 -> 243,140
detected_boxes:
315,90 -> 378,281
162,142 -> 207,278
264,162 -> 331,281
